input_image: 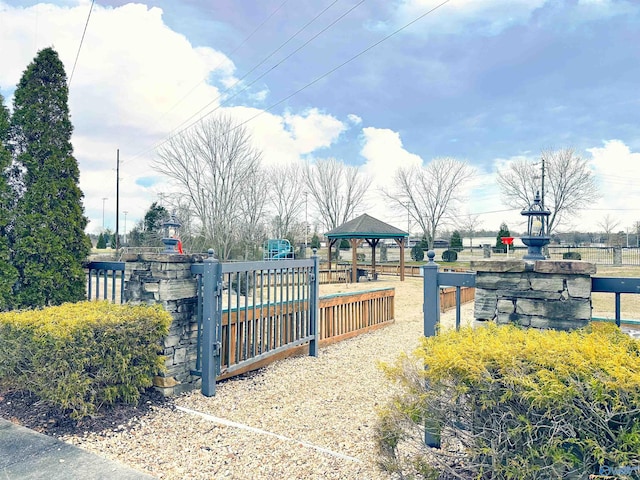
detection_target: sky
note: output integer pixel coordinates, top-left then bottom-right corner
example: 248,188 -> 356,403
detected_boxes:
1,0 -> 640,238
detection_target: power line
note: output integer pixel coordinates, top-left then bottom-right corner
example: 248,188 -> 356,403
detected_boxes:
163,0 -> 349,142
125,0 -> 343,165
154,0 -> 451,158
150,0 -> 290,130
68,0 -> 95,87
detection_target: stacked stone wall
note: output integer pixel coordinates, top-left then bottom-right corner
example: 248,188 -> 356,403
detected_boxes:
471,259 -> 596,330
122,253 -> 204,396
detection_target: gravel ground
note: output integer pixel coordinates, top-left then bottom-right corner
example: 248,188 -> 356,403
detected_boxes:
62,276 -> 473,480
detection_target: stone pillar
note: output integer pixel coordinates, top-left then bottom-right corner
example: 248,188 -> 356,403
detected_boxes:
123,252 -> 204,396
614,246 -> 622,265
482,244 -> 491,258
471,259 -> 596,331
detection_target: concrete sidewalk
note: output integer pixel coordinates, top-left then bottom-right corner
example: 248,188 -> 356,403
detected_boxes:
0,419 -> 156,480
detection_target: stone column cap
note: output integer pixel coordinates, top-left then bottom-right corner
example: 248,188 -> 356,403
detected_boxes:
533,260 -> 596,275
470,259 -> 527,273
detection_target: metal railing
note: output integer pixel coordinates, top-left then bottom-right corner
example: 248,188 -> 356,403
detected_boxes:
422,252 -> 476,337
86,261 -> 125,303
591,276 -> 640,326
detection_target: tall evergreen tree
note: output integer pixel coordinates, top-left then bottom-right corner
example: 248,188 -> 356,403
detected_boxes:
10,48 -> 90,308
0,94 -> 18,310
495,222 -> 511,253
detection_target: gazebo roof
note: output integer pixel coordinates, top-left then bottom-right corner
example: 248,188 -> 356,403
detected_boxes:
325,213 -> 408,239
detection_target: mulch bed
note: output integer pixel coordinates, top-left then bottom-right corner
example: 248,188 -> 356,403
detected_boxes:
0,387 -> 171,437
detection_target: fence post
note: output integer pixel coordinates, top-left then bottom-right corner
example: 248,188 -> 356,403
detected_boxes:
422,250 -> 441,448
202,250 -> 221,397
309,249 -> 319,357
423,250 -> 440,337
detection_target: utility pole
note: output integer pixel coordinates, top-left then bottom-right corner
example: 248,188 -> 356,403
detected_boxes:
123,211 -> 128,246
541,156 -> 545,209
101,197 -> 108,231
115,149 -> 120,249
304,192 -> 308,250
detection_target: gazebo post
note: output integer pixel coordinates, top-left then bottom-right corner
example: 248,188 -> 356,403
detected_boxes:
367,238 -> 379,280
351,238 -> 358,283
401,237 -> 405,281
395,237 -> 405,281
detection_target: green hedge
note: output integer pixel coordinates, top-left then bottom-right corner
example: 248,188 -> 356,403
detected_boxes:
563,251 -> 582,260
0,302 -> 171,418
376,323 -> 640,479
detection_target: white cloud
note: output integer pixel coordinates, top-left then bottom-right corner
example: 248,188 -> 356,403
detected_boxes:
585,139 -> 640,232
0,2 -> 351,232
347,114 -> 362,125
283,108 -> 346,155
358,127 -> 423,228
384,0 -> 549,36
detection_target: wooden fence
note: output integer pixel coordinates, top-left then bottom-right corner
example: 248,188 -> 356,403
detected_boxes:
440,286 -> 475,312
217,287 -> 395,380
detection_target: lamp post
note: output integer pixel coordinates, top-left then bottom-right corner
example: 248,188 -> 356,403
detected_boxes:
521,191 -> 551,261
161,213 -> 181,253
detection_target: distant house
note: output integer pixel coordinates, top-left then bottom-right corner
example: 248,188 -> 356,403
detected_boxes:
433,239 -> 449,248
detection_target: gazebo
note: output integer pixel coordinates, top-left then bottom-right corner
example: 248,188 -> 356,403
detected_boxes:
325,213 -> 409,283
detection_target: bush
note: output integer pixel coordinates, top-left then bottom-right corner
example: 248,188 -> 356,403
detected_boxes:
376,323 -> 640,479
563,251 -> 582,260
0,302 -> 171,418
357,253 -> 366,262
441,250 -> 457,262
411,244 -> 424,261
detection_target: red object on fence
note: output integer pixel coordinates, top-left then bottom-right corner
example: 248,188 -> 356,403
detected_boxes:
501,237 -> 514,245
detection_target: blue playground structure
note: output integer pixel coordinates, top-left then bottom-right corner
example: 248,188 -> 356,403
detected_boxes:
263,239 -> 295,260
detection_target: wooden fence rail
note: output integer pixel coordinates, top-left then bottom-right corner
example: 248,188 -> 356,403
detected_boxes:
217,288 -> 395,379
440,286 -> 475,312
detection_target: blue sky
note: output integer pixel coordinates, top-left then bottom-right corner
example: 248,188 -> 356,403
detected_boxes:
1,0 -> 639,235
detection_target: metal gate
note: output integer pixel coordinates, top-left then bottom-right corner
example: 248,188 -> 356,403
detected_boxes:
191,253 -> 320,396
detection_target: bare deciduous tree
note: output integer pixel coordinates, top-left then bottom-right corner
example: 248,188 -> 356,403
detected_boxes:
304,158 -> 371,230
598,214 -> 620,246
456,213 -> 483,251
268,163 -> 305,240
153,115 -> 262,260
386,157 -> 474,249
497,148 -> 599,234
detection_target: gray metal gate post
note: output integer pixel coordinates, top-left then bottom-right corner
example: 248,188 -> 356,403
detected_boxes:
309,250 -> 320,357
202,253 -> 222,397
422,250 -> 441,448
422,250 -> 441,338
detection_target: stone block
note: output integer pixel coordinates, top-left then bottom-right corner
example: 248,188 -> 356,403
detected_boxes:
476,273 -> 531,291
164,334 -> 181,348
497,299 -> 516,314
157,279 -> 197,301
471,260 -> 527,273
533,260 -> 596,275
529,316 -> 589,331
566,277 -> 591,298
174,347 -> 187,364
143,281 -> 160,293
497,312 -> 531,327
529,276 -> 564,293
516,298 -> 591,321
153,375 -> 179,388
474,289 -> 497,321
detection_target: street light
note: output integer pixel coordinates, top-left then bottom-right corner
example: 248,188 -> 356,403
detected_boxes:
101,197 -> 108,231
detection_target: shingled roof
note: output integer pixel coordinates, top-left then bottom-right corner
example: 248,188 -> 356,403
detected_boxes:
325,213 -> 408,239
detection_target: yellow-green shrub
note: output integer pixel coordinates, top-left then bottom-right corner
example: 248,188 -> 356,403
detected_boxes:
0,301 -> 171,418
376,323 -> 640,479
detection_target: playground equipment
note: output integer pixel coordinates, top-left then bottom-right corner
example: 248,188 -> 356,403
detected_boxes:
263,239 -> 295,260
